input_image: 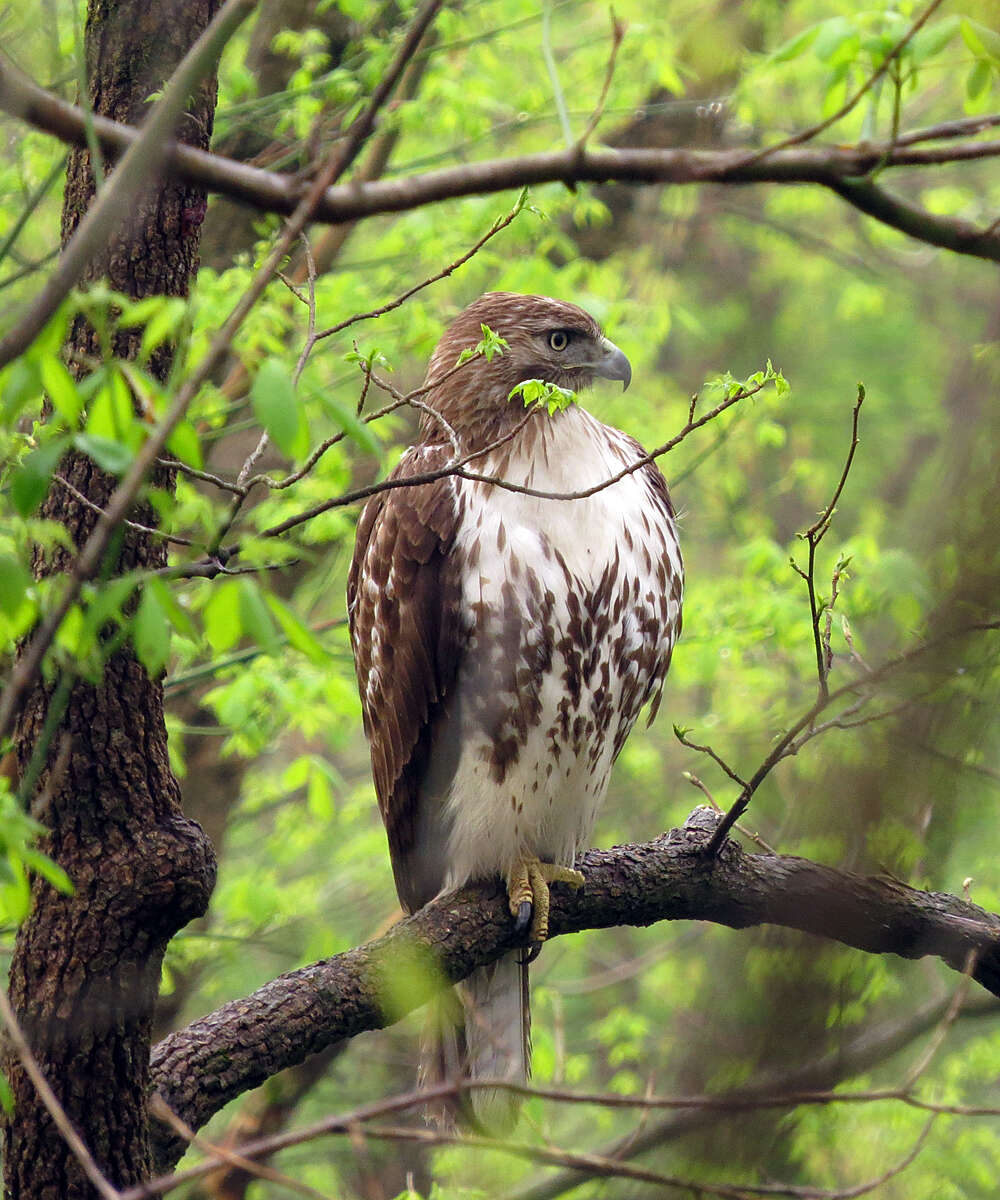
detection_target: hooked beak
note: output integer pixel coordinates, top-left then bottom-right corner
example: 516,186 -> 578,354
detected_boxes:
592,336 -> 632,391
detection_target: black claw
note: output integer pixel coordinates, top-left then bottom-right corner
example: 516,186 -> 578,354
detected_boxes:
514,899 -> 533,936
523,941 -> 542,965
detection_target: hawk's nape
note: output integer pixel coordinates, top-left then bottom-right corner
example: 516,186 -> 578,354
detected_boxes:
348,292 -> 683,1128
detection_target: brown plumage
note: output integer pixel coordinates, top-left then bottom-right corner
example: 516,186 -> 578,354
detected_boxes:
348,292 -> 683,1126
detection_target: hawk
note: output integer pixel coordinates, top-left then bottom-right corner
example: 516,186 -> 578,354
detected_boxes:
348,292 -> 683,1126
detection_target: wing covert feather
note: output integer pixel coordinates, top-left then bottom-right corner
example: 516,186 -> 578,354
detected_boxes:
347,445 -> 466,911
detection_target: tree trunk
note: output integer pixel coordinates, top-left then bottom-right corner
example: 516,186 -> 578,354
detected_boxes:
3,0 -> 220,1194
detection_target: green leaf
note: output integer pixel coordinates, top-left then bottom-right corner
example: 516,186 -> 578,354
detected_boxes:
814,18 -> 859,66
909,17 -> 959,65
73,433 -> 134,475
264,594 -> 329,664
961,18 -> 1000,65
318,393 -> 380,456
10,435 -> 70,516
0,555 -> 31,618
22,848 -> 74,894
204,579 -> 242,654
85,368 -> 136,444
250,360 -> 309,458
166,419 -> 204,469
966,58 -> 992,101
38,356 -> 82,425
82,576 -> 139,637
148,577 -> 197,639
140,298 -> 187,360
769,24 -> 821,64
0,358 -> 42,423
822,63 -> 851,119
239,578 -> 278,652
509,378 -> 575,415
25,302 -> 71,361
0,1071 -> 13,1116
475,323 -> 508,363
133,583 -> 171,675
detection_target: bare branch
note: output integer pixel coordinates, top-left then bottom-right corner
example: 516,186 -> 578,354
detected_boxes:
311,189 -> 527,345
146,806 -> 1000,1170
2,56 -> 999,260
825,175 -> 1000,261
893,112 -> 1000,146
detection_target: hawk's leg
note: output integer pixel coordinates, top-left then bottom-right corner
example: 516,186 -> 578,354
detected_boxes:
506,857 -> 585,942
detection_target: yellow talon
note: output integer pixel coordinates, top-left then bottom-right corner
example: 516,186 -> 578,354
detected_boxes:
506,857 -> 585,942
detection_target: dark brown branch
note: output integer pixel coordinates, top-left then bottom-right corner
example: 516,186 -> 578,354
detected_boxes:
2,57 -> 999,260
825,176 -> 1000,261
891,113 -> 1000,147
147,807 -> 1000,1172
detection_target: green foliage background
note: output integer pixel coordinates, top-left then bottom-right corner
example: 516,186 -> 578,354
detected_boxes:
1,0 -> 999,1195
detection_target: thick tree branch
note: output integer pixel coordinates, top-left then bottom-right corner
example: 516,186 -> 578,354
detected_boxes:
148,807 -> 1000,1171
825,176 -> 1000,260
2,57 -> 998,261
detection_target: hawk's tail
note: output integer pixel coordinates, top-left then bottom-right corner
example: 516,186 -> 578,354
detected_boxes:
419,950 -> 529,1131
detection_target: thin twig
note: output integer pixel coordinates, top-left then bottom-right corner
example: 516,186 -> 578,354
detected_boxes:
674,728 -> 749,788
683,772 -> 776,853
254,374 -> 763,543
239,193 -> 527,495
311,188 -> 527,345
900,949 -> 978,1089
291,232 -> 317,387
128,1071 -> 941,1200
149,1094 -> 331,1200
743,0 -> 948,165
53,475 -> 197,547
893,112 -> 1000,147
541,0 -> 573,149
705,616 -> 1000,856
576,11 -> 626,146
799,385 -> 864,700
365,367 -> 462,457
157,457 -> 247,495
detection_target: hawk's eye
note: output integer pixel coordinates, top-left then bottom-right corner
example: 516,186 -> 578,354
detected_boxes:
548,330 -> 569,352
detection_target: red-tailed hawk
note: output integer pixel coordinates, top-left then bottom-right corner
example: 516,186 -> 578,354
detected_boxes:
348,292 -> 682,1126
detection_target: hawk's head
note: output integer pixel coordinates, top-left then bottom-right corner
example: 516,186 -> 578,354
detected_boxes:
422,292 -> 631,446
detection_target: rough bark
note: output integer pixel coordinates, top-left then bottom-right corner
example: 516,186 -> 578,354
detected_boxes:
3,0 -> 220,1195
148,808 -> 1000,1172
